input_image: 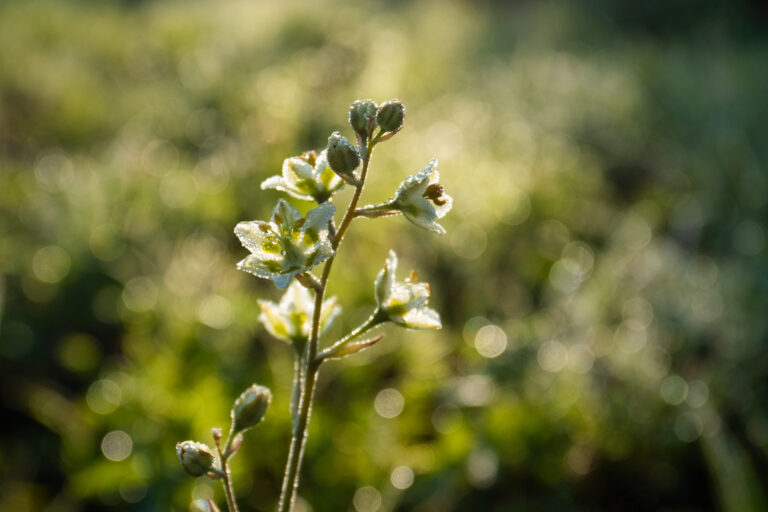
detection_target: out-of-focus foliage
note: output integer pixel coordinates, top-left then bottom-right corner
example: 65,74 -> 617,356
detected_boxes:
2,0 -> 768,510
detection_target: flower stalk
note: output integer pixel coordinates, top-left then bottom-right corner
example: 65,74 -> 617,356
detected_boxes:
277,132 -> 376,512
215,432 -> 240,512
176,99 -> 450,512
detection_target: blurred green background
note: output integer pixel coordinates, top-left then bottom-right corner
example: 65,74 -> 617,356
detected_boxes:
2,0 -> 768,510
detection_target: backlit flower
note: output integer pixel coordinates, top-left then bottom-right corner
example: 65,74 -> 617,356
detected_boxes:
390,159 -> 452,234
235,199 -> 335,289
374,250 -> 441,329
260,150 -> 344,203
258,281 -> 341,343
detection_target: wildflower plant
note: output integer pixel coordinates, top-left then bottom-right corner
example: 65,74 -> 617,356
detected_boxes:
176,99 -> 452,511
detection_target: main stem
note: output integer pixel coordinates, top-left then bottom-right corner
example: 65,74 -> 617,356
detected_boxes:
277,139 -> 375,512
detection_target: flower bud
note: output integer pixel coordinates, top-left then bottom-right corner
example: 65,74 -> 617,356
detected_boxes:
231,384 -> 272,434
176,441 -> 215,477
377,100 -> 405,133
349,99 -> 378,138
327,132 -> 361,185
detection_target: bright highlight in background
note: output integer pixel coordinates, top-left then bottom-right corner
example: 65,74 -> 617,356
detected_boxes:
374,388 -> 404,419
353,486 -> 381,512
474,324 -> 507,358
391,465 -> 415,489
101,430 -> 133,461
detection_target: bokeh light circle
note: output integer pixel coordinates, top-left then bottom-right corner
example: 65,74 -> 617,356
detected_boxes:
101,430 -> 133,461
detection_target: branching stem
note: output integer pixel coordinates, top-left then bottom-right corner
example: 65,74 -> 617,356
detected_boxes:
317,311 -> 382,362
277,136 -> 376,512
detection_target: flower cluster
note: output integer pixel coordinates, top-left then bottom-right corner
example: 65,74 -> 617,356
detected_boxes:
179,99 -> 453,512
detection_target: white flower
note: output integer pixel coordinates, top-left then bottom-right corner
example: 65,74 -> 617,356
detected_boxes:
374,250 -> 441,329
235,199 -> 335,289
261,150 -> 344,203
390,159 -> 452,234
258,281 -> 341,343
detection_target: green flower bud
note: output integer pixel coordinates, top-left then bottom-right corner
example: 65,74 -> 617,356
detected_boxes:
231,384 -> 272,434
349,99 -> 378,138
377,100 -> 405,133
327,132 -> 361,186
176,441 -> 215,477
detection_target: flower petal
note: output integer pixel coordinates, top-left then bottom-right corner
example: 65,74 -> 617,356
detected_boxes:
375,250 -> 398,307
399,307 -> 442,329
388,282 -> 429,311
272,199 -> 303,228
304,201 -> 336,233
261,175 -> 315,202
399,197 -> 445,234
280,281 -> 314,313
234,221 -> 281,256
283,156 -> 315,183
319,295 -> 342,335
315,150 -> 345,194
392,159 -> 450,235
258,300 -> 293,342
236,254 -> 282,279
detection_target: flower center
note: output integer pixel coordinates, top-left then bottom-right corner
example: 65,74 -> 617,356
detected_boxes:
423,183 -> 447,206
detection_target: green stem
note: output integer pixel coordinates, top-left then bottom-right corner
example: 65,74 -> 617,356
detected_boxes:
277,138 -> 375,512
218,437 -> 239,512
353,203 -> 400,219
289,352 -> 304,423
317,311 -> 381,362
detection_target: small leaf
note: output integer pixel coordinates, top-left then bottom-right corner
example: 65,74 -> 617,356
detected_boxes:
226,433 -> 244,458
205,467 -> 225,481
324,334 -> 385,360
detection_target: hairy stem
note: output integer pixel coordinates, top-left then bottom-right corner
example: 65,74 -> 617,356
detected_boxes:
277,138 -> 376,512
317,311 -> 381,362
219,437 -> 239,512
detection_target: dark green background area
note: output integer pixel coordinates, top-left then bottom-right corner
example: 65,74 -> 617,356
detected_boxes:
2,0 -> 768,510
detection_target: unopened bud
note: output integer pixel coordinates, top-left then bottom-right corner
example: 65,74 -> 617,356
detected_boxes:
231,384 -> 272,434
176,441 -> 215,477
349,99 -> 378,138
377,100 -> 405,133
327,132 -> 361,185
